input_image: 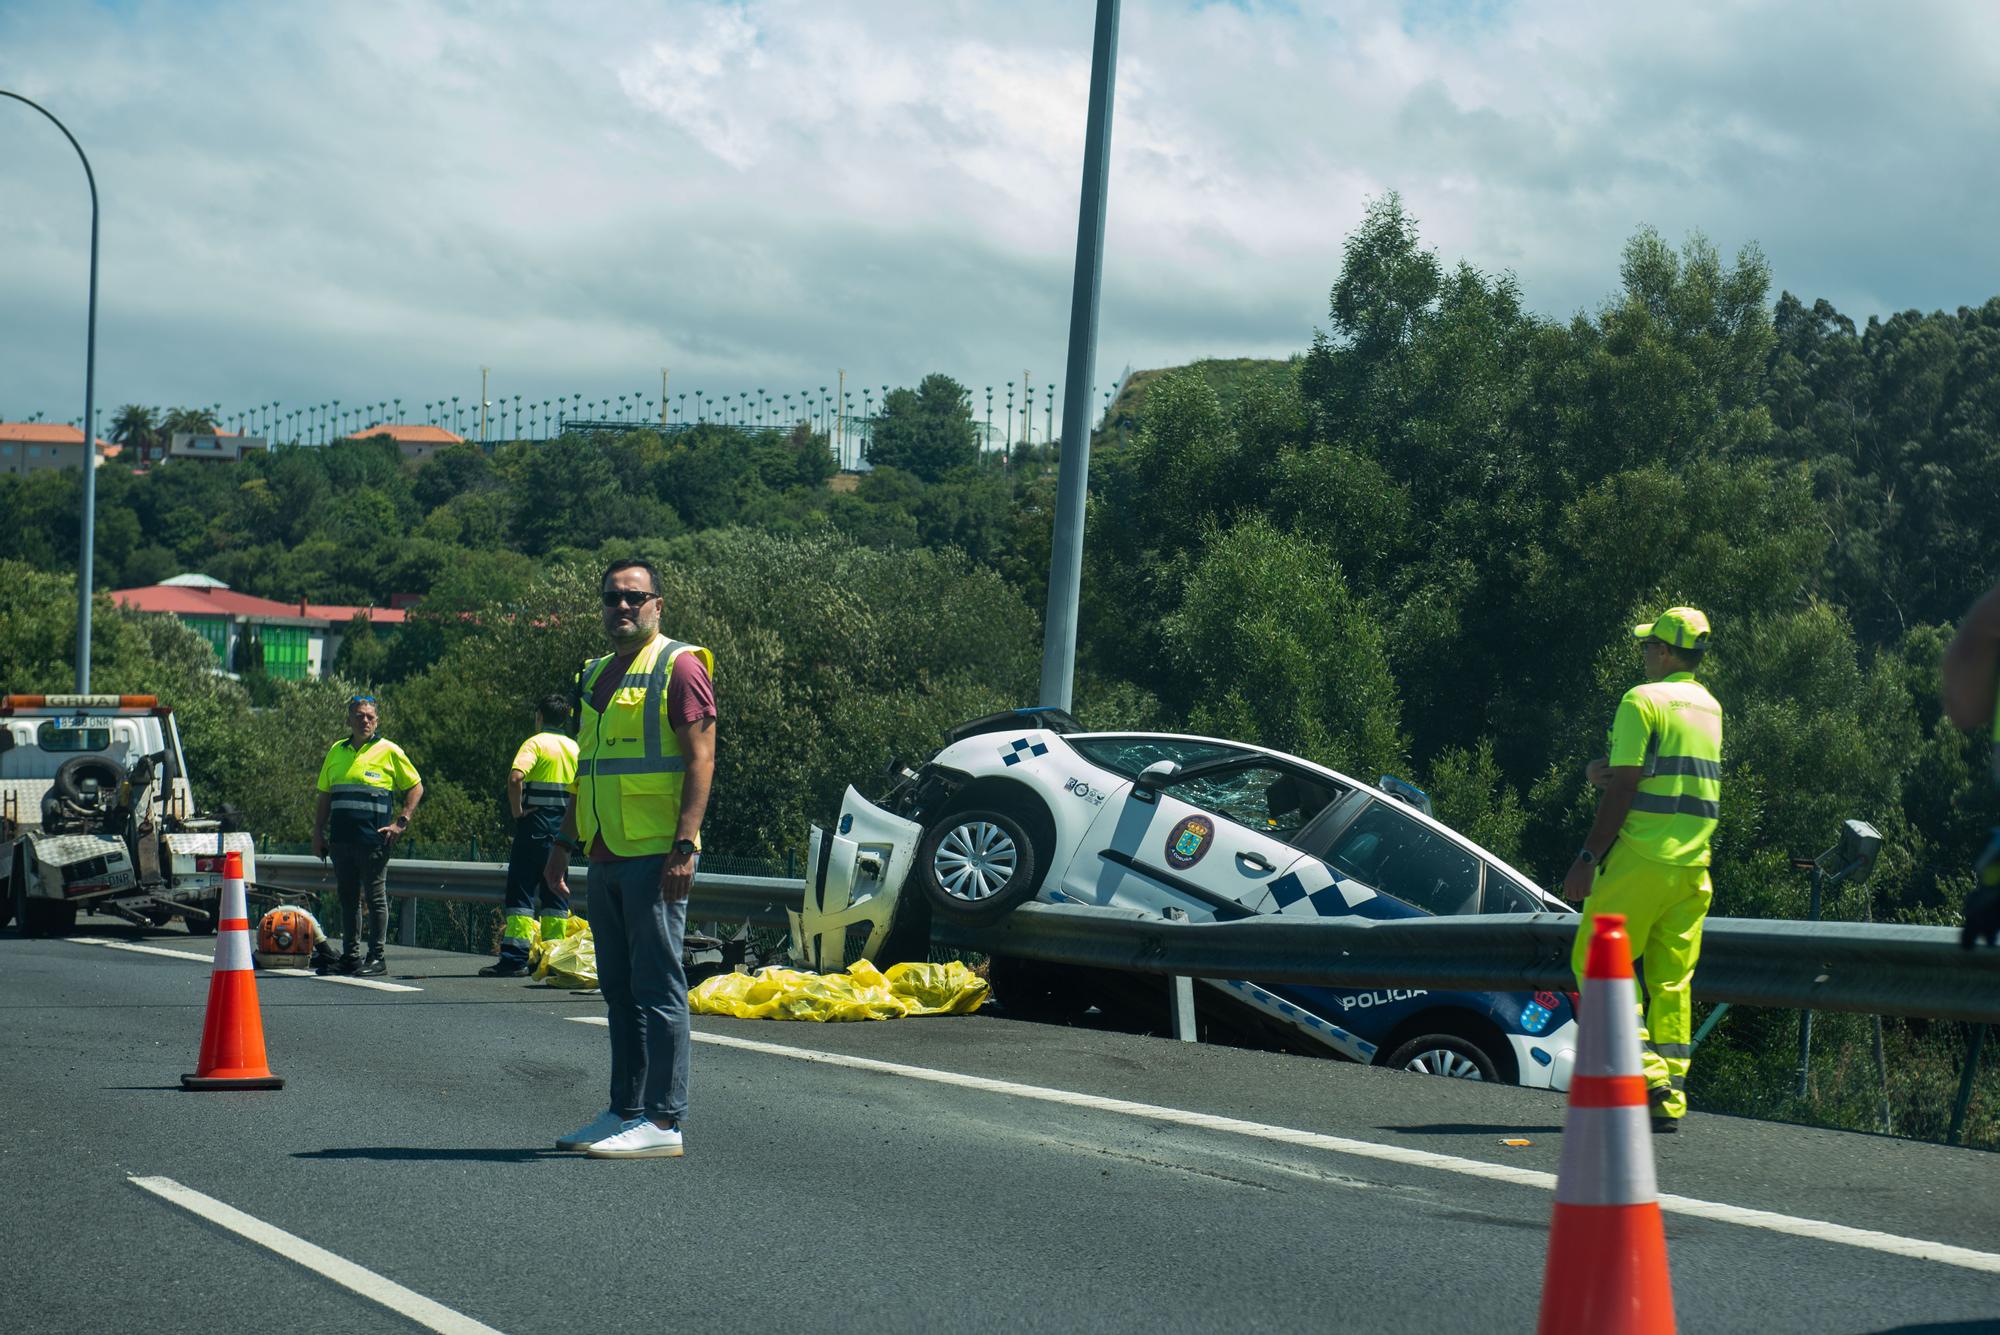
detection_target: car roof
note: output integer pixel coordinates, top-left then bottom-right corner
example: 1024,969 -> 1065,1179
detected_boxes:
1063,729 -> 1561,904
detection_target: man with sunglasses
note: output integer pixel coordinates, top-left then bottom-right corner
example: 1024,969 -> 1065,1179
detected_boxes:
312,695 -> 424,976
549,558 -> 715,1158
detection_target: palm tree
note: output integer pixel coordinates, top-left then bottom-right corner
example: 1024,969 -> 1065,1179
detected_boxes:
110,404 -> 159,462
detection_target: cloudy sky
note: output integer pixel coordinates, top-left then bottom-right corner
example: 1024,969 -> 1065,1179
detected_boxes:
3,0 -> 1997,437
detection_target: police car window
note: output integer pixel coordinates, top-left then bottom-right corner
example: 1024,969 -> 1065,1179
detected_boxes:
37,723 -> 111,753
1482,872 -> 1543,914
1324,801 -> 1482,916
1161,764 -> 1339,844
1065,736 -> 1247,780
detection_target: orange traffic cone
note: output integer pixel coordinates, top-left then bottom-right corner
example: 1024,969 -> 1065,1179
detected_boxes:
181,850 -> 284,1091
1538,912 -> 1673,1334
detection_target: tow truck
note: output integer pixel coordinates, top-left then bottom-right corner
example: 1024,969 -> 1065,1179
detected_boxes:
0,694 -> 255,937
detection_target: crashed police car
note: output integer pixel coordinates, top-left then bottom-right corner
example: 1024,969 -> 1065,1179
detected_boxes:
797,707 -> 1579,1090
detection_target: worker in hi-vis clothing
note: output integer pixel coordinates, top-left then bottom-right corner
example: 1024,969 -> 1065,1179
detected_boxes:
1562,607 -> 1722,1132
481,695 -> 582,978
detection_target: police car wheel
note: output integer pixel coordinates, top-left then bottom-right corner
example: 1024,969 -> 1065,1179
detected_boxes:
1385,1034 -> 1499,1082
918,808 -> 1039,926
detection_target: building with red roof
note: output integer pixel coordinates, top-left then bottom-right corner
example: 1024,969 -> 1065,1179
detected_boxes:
112,574 -> 407,680
343,423 -> 466,465
0,423 -> 119,476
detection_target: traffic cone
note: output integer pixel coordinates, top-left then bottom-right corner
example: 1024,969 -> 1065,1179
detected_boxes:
181,850 -> 285,1091
1537,913 -> 1673,1334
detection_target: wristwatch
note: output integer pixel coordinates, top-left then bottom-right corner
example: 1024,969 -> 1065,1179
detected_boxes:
672,838 -> 698,856
556,836 -> 582,854
1575,847 -> 1599,867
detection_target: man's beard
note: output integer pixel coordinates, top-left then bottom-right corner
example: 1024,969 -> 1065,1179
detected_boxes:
607,618 -> 653,647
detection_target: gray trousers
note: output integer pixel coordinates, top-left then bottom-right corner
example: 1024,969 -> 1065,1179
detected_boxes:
330,842 -> 390,958
587,855 -> 690,1124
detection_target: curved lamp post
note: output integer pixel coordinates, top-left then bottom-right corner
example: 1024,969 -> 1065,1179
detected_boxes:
4,90 -> 101,691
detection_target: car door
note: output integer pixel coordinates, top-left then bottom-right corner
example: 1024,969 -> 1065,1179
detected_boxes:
1067,758 -> 1332,921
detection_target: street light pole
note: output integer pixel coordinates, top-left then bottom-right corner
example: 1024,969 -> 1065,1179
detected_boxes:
1040,0 -> 1120,713
4,90 -> 101,692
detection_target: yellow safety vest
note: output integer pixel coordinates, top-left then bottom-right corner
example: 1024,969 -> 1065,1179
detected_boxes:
574,634 -> 714,857
1608,673 -> 1723,866
512,732 -> 579,813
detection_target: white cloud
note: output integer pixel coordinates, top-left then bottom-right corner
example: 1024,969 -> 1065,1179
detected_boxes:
0,0 -> 1996,431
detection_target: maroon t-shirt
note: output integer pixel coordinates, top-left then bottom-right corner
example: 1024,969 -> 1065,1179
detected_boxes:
586,644 -> 715,863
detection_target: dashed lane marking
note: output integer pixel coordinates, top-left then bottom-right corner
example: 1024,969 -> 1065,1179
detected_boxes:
130,1175 -> 507,1335
70,936 -> 213,963
67,938 -> 422,990
568,1019 -> 2000,1277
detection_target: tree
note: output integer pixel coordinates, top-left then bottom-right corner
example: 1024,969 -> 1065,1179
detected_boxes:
865,374 -> 978,481
110,404 -> 160,463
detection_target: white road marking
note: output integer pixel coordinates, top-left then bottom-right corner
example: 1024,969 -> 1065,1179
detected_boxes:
569,1020 -> 2000,1277
67,938 -> 421,990
314,974 -> 423,993
70,936 -> 212,963
129,1175 -> 506,1335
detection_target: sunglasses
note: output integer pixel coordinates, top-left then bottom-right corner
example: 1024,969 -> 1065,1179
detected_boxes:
601,589 -> 660,609
348,695 -> 378,706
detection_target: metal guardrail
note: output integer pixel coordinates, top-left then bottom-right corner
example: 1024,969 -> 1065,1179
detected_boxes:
256,854 -> 2000,1023
255,854 -> 801,936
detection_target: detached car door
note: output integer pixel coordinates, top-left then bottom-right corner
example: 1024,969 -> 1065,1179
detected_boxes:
1069,757 -> 1340,921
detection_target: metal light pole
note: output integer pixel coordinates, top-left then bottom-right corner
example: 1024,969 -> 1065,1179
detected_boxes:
4,90 -> 101,691
1039,0 -> 1120,712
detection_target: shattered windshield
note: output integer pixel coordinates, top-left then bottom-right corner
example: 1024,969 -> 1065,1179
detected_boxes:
1066,735 -> 1248,780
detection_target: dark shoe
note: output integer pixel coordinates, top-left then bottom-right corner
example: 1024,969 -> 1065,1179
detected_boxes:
327,955 -> 361,976
356,956 -> 387,977
1651,1116 -> 1680,1135
479,961 -> 530,978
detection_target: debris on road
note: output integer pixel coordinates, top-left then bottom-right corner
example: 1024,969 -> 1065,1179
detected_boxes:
690,959 -> 989,1021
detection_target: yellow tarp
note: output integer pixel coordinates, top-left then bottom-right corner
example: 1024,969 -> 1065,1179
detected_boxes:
530,920 -> 598,990
690,960 -> 989,1021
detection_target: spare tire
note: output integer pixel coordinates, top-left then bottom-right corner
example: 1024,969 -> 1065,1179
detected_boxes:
55,754 -> 127,803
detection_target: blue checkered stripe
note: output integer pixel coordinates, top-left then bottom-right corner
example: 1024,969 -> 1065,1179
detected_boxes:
1258,862 -> 1378,917
1216,978 -> 1377,1062
1000,736 -> 1049,767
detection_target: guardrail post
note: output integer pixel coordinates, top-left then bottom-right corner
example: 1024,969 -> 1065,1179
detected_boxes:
1796,863 -> 1824,1098
1163,907 -> 1196,1043
1948,1024 -> 1986,1146
399,893 -> 417,947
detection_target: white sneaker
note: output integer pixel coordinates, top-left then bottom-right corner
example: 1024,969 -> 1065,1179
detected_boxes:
584,1120 -> 684,1158
556,1109 -> 638,1151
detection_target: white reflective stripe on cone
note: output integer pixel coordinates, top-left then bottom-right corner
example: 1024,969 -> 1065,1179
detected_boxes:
1576,972 -> 1644,1079
220,874 -> 249,921
1554,1104 -> 1660,1206
215,927 -> 255,973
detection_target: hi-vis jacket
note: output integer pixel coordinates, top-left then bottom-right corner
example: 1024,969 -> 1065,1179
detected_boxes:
574,634 -> 714,857
511,731 -> 579,836
316,735 -> 421,848
1607,672 -> 1723,866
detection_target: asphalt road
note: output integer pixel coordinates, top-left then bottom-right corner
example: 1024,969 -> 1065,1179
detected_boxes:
3,924 -> 1997,1335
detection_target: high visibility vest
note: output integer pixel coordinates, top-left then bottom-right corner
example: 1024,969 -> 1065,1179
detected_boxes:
1609,672 -> 1723,866
574,634 -> 714,857
316,735 -> 420,847
511,731 -> 579,831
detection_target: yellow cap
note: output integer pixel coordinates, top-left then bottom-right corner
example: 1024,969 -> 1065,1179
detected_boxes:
1633,606 -> 1711,651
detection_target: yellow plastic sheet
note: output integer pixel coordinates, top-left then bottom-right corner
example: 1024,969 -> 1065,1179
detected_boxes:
689,960 -> 989,1021
530,920 -> 598,990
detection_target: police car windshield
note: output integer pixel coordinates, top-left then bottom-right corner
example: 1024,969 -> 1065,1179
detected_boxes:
1066,735 -> 1249,780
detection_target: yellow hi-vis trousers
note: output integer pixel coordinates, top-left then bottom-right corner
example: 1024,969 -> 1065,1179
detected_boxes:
1570,849 -> 1713,1119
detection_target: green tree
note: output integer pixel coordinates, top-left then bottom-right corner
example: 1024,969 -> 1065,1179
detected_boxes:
865,374 -> 978,481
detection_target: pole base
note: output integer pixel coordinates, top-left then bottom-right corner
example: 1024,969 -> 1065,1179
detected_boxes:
181,1073 -> 285,1091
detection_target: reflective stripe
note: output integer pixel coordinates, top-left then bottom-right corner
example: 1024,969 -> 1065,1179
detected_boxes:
524,781 -> 569,795
330,800 -> 388,814
1648,1042 -> 1693,1060
1651,756 -> 1721,780
1628,793 -> 1720,820
1553,1105 -> 1659,1206
577,756 -> 688,776
215,926 -> 255,973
